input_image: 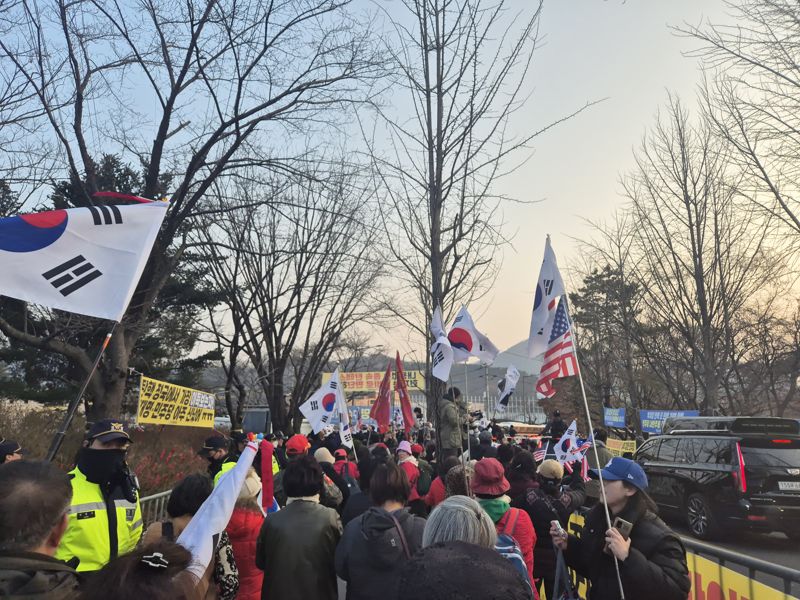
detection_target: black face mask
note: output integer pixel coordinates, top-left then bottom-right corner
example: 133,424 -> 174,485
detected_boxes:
77,447 -> 127,485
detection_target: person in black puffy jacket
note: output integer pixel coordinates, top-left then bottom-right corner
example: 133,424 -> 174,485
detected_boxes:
512,459 -> 584,600
551,457 -> 690,600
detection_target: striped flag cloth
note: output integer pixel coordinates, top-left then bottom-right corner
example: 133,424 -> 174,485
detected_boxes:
0,195 -> 167,321
535,296 -> 578,398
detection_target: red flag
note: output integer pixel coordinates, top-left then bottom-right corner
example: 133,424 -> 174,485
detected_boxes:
395,352 -> 415,433
370,362 -> 393,433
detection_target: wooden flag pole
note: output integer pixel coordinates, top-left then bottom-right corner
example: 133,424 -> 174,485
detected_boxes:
46,325 -> 116,462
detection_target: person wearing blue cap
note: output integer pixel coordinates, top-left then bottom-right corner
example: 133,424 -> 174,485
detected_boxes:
550,457 -> 690,600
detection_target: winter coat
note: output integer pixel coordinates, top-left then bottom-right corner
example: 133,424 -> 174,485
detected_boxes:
478,499 -> 537,584
226,507 -> 264,600
513,477 -> 585,578
424,476 -> 447,508
398,458 -> 421,502
507,473 -> 538,502
320,462 -> 351,509
333,460 -> 359,481
584,441 -> 614,500
256,499 -> 342,600
342,490 -> 373,526
0,551 -> 80,600
439,400 -> 462,451
565,495 -> 690,600
335,507 -> 425,600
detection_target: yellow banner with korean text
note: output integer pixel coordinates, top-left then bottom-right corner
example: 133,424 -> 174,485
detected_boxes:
606,438 -> 638,457
322,370 -> 426,393
137,375 -> 216,428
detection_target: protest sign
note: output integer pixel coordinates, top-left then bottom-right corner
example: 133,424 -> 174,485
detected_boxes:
137,375 -> 216,428
322,370 -> 426,392
640,409 -> 699,434
603,407 -> 626,428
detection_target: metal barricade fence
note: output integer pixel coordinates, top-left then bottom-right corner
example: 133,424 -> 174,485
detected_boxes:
140,490 -> 172,526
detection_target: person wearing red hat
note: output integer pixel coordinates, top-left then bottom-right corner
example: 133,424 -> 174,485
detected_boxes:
471,458 -> 537,593
273,434 -> 343,511
332,448 -> 360,482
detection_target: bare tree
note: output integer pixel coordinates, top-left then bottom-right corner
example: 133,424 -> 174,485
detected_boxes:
0,0 -> 380,417
363,0 -> 594,434
682,0 -> 800,237
622,97 -> 788,414
198,168 -> 383,433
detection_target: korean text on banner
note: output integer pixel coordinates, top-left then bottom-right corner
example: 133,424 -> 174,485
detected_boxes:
603,407 -> 626,428
137,375 -> 216,428
640,409 -> 699,434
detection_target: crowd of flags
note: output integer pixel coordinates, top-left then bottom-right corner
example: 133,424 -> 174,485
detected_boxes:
0,196 -> 584,456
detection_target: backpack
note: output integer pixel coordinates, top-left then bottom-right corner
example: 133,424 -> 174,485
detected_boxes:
495,509 -> 533,592
416,465 -> 432,495
495,533 -> 532,591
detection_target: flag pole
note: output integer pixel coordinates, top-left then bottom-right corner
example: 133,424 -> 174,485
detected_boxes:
570,325 -> 626,600
46,323 -> 117,462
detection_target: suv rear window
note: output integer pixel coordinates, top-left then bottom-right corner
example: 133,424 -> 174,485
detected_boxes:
637,439 -> 660,461
657,438 -> 691,463
692,438 -> 732,465
740,439 -> 800,468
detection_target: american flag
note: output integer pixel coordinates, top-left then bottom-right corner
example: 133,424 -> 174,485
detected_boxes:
535,297 -> 578,398
563,456 -> 591,482
533,447 -> 546,462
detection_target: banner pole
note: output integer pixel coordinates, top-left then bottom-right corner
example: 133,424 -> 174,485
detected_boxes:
46,324 -> 117,462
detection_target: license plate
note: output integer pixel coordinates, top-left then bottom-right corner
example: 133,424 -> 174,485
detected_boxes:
778,481 -> 800,491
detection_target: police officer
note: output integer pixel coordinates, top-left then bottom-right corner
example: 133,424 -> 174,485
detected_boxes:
55,419 -> 142,572
198,435 -> 237,485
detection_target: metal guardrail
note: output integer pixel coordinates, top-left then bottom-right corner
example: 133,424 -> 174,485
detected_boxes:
140,490 -> 171,526
681,535 -> 800,598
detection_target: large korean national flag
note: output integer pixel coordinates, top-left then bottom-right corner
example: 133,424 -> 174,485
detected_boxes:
0,200 -> 168,321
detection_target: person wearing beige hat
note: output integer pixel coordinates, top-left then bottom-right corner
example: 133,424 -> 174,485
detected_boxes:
314,447 -> 350,510
511,459 -> 585,600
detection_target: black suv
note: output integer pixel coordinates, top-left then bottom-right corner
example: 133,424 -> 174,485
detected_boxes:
633,417 -> 800,540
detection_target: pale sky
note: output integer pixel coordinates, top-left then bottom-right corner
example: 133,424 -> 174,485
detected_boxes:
386,0 -> 734,357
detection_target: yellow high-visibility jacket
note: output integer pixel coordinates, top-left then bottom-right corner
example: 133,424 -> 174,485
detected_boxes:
55,467 -> 143,572
213,460 -> 237,486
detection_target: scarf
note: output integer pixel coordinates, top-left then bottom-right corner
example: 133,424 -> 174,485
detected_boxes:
478,496 -> 511,524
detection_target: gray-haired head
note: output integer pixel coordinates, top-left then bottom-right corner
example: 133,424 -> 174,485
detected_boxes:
422,494 -> 497,549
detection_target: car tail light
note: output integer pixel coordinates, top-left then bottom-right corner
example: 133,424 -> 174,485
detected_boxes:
772,439 -> 792,444
733,442 -> 747,493
747,515 -> 767,521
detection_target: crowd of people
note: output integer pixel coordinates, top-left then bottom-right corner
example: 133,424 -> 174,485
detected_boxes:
0,389 -> 692,600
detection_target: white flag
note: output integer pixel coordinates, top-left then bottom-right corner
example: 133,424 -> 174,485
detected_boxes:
527,236 -> 566,358
300,368 -> 345,434
447,305 -> 499,364
0,201 -> 168,321
495,365 -> 520,413
430,305 -> 454,382
335,372 -> 353,448
177,441 -> 257,579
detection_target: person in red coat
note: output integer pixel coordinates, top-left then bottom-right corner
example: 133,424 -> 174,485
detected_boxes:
395,441 -> 420,500
471,458 -> 537,592
226,466 -> 264,600
424,456 -> 460,509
